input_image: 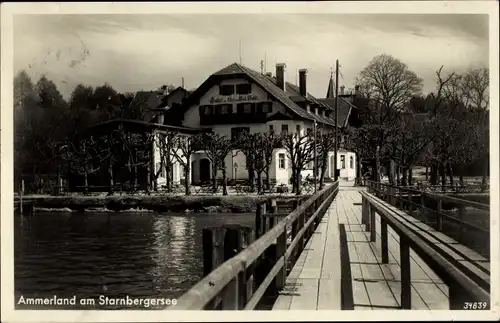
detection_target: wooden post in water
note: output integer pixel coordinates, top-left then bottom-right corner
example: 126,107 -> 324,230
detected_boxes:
202,225 -> 254,310
255,201 -> 266,239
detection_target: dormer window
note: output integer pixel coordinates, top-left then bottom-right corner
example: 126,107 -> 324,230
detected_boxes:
236,83 -> 251,95
219,85 -> 234,96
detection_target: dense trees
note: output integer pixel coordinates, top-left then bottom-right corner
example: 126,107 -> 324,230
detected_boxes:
352,55 -> 490,188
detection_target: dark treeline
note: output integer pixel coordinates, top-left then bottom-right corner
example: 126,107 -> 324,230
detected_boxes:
13,70 -> 177,191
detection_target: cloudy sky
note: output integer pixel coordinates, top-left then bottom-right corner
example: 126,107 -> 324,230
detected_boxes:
14,12 -> 489,99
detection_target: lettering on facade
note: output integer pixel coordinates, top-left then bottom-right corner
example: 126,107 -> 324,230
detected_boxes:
209,95 -> 260,104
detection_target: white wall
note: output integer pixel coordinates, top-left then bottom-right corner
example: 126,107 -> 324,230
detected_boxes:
327,150 -> 356,180
152,133 -> 189,186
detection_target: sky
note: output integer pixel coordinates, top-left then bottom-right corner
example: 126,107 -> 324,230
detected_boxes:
13,13 -> 489,99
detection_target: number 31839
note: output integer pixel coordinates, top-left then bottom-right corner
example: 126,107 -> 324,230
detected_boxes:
464,302 -> 488,310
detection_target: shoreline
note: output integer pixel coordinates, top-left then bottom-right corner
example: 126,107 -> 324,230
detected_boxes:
15,194 -> 308,214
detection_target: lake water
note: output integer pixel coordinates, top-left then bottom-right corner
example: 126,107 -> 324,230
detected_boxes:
14,211 -> 255,310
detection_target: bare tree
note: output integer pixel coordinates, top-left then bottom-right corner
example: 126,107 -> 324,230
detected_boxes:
154,130 -> 180,192
200,133 -> 233,195
282,132 -> 314,195
173,133 -> 202,195
356,54 -> 423,181
316,130 -> 336,189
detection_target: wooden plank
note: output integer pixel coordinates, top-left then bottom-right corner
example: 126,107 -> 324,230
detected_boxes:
412,281 -> 449,309
317,278 -> 341,310
299,221 -> 328,279
288,278 -> 319,310
386,281 -> 429,310
364,281 -> 399,308
352,280 -> 371,309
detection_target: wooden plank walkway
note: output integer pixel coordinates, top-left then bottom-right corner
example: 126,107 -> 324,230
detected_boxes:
272,186 -> 449,310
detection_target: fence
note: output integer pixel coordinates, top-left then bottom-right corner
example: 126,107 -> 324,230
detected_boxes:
359,191 -> 490,310
365,180 -> 490,259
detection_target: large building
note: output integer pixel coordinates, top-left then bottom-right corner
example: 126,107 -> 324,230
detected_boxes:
156,62 -> 359,186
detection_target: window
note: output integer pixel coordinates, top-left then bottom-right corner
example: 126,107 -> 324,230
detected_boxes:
219,85 -> 234,96
307,128 -> 312,136
350,156 -> 354,169
243,103 -> 253,113
340,155 -> 345,169
220,104 -> 231,114
281,124 -> 289,134
261,102 -> 272,114
236,83 -> 251,94
278,153 -> 286,169
231,127 -> 250,141
296,125 -> 301,134
199,105 -> 212,115
269,124 -> 274,133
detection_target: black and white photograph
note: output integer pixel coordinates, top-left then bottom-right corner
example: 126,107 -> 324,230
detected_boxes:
1,1 -> 498,322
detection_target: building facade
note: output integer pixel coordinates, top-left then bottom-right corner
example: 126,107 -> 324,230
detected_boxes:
163,62 -> 359,185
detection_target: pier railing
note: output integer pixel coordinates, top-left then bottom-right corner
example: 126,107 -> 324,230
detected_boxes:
365,180 -> 490,258
171,181 -> 339,310
359,191 -> 490,310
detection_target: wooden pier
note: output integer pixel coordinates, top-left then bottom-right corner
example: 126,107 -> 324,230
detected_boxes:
170,181 -> 491,311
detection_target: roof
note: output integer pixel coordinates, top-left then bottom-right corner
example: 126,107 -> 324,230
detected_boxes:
84,118 -> 202,135
191,63 -> 344,127
316,98 -> 356,127
128,91 -> 163,111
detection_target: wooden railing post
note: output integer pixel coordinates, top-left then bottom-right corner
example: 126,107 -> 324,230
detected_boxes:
381,218 -> 388,263
19,180 -> 25,215
400,237 -> 411,309
365,202 -> 371,233
202,227 -> 226,309
457,205 -> 465,243
255,202 -> 266,239
399,188 -> 404,210
268,199 -> 277,229
370,207 -> 376,242
275,229 -> 287,291
408,191 -> 413,214
361,197 -> 367,226
437,199 -> 443,231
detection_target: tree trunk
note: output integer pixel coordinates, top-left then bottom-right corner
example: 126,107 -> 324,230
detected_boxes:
222,167 -> 228,195
319,155 -> 327,189
447,163 -> 454,186
396,165 -> 400,185
264,166 -> 270,189
84,172 -> 89,194
440,163 -> 446,189
295,169 -> 302,195
481,155 -> 489,192
401,168 -> 408,186
291,166 -> 296,193
408,167 -> 413,186
184,166 -> 191,195
211,161 -> 217,193
356,157 -> 362,184
388,159 -> 395,185
375,146 -> 381,182
256,171 -> 263,194
108,162 -> 114,196
425,166 -> 429,182
430,164 -> 438,185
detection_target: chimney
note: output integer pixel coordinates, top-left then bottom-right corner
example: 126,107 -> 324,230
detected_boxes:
276,63 -> 286,91
265,72 -> 272,77
340,85 -> 345,95
299,69 -> 307,97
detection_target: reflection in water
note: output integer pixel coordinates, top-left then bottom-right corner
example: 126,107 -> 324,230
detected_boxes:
14,212 -> 254,309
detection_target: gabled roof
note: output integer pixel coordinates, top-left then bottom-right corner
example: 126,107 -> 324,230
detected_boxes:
128,91 -> 162,111
189,63 -> 342,127
316,98 -> 355,127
